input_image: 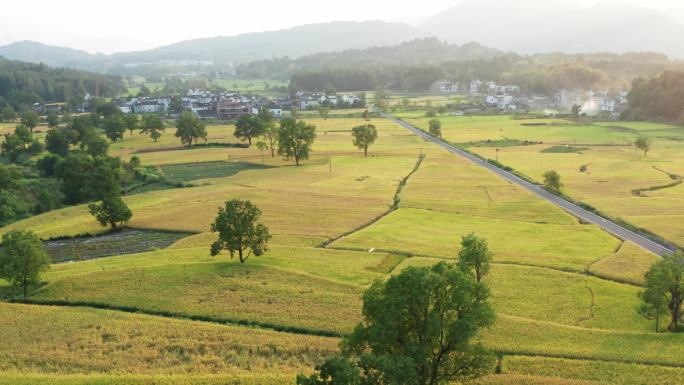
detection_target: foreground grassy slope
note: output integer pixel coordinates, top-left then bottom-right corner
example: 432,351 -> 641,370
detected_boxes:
0,302 -> 337,375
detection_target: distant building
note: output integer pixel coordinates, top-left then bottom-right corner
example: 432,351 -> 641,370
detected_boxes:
430,80 -> 459,94
216,100 -> 252,119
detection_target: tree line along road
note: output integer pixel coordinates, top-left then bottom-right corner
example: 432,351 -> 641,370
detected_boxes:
382,113 -> 675,257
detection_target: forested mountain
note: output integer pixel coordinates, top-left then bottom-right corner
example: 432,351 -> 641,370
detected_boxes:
285,45 -> 682,94
0,58 -> 125,111
237,38 -> 502,80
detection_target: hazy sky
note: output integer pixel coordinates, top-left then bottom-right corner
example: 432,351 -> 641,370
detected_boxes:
0,0 -> 682,54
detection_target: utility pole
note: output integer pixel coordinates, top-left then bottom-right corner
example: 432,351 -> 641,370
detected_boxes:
496,148 -> 500,162
329,154 -> 332,173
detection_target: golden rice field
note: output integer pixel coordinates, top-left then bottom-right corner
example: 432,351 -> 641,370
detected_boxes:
1,115 -> 682,384
396,112 -> 684,247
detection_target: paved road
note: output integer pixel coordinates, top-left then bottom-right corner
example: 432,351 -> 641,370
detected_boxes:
384,113 -> 675,256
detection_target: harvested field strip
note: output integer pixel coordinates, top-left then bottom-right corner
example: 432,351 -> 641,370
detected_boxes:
43,228 -> 194,263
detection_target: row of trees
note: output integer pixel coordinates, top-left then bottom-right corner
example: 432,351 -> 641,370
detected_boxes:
0,58 -> 124,112
625,71 -> 684,123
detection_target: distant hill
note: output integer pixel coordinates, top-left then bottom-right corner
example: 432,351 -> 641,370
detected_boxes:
236,38 -> 503,80
421,0 -> 684,58
0,21 -> 426,72
0,41 -> 103,69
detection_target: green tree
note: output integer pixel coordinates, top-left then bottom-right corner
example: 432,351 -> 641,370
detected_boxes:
141,114 -> 165,142
351,124 -> 378,157
1,106 -> 17,122
103,113 -> 127,142
46,112 -> 60,128
277,118 -> 316,166
362,109 -> 370,121
88,195 -> 132,229
20,111 -> 39,133
635,136 -> 653,158
457,233 -> 492,283
429,119 -> 442,137
124,114 -> 140,136
571,104 -> 583,117
299,262 -> 495,385
543,170 -> 562,192
640,253 -> 684,332
234,114 -> 264,145
210,199 -> 272,263
258,108 -> 278,157
45,128 -> 71,156
0,230 -> 50,298
318,106 -> 330,120
81,135 -> 110,157
175,110 -> 207,147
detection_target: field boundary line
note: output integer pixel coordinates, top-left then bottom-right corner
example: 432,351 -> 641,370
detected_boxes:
11,299 -> 343,338
319,154 -> 425,248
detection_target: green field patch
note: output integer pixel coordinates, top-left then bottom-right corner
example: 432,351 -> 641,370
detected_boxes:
464,139 -> 543,148
331,208 -> 618,271
394,258 -> 649,331
32,262 -> 363,335
541,146 -> 589,154
158,161 -> 273,183
588,241 -> 660,285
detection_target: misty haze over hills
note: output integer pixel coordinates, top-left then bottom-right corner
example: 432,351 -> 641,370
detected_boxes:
0,0 -> 682,73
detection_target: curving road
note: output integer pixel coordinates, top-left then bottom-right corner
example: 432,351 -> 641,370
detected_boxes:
384,113 -> 675,256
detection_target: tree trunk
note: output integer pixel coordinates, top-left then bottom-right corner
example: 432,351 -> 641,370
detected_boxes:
364,147 -> 368,157
238,248 -> 244,263
668,294 -> 680,332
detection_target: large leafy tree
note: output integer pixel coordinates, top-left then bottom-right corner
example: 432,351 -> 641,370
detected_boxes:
429,119 -> 442,138
124,114 -> 140,137
175,110 -> 207,146
20,111 -> 39,133
210,199 -> 272,263
1,106 -> 17,122
640,253 -> 684,332
351,124 -> 378,157
457,233 -> 492,283
277,118 -> 316,166
103,113 -> 127,142
0,230 -> 50,298
141,114 -> 165,142
299,262 -> 495,385
88,195 -> 132,229
543,170 -> 562,192
234,114 -> 264,145
257,108 -> 278,157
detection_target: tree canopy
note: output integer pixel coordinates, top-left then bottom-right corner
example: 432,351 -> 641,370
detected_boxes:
175,110 -> 207,147
640,253 -> 684,332
0,230 -> 50,298
277,118 -> 316,166
234,114 -> 264,145
210,199 -> 272,263
298,262 -> 495,385
351,124 -> 378,157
